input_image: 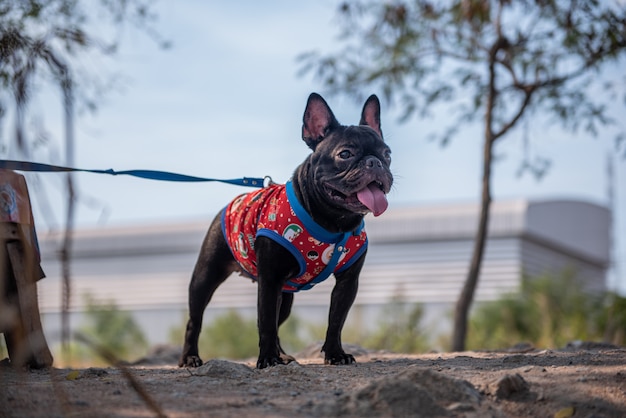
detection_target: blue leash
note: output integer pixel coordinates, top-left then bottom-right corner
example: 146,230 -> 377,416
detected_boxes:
0,159 -> 268,188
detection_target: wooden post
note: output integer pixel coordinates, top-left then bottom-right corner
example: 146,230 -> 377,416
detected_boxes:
7,239 -> 53,368
0,170 -> 53,368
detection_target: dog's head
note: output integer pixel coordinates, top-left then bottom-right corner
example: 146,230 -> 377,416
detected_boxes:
293,93 -> 393,232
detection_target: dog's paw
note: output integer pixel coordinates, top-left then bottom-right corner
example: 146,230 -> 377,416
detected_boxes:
324,352 -> 356,365
179,355 -> 203,368
256,355 -> 285,369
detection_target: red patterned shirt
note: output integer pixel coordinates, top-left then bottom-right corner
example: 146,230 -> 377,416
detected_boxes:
221,181 -> 368,292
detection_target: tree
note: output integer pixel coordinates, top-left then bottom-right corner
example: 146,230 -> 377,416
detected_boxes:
0,0 -> 167,351
0,1 -> 168,150
299,0 -> 626,350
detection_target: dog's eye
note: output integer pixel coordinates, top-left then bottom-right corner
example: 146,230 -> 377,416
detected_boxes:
338,150 -> 353,160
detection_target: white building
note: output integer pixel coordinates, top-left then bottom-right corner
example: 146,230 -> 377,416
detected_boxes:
36,198 -> 610,347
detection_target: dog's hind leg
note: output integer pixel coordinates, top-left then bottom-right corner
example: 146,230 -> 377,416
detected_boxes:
277,291 -> 296,363
179,213 -> 237,367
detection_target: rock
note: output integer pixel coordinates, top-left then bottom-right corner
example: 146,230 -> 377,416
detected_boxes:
490,373 -> 530,399
410,367 -> 480,403
506,342 -> 535,353
317,377 -> 447,417
194,359 -> 254,378
131,345 -> 181,366
315,366 -> 482,417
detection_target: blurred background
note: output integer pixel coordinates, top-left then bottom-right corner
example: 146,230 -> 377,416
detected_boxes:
1,0 -> 625,365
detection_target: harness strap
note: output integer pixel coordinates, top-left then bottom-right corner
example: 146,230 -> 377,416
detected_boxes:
284,232 -> 351,292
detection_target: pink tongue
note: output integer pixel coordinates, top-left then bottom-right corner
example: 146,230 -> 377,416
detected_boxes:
356,183 -> 388,217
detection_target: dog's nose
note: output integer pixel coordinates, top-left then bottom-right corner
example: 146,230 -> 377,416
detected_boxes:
364,156 -> 383,169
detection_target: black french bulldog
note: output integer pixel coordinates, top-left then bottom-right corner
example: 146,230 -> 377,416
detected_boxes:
179,93 -> 393,369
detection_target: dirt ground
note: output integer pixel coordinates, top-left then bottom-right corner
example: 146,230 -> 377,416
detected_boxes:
1,342 -> 625,418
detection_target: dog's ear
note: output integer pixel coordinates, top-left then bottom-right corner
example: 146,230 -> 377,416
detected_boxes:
359,95 -> 383,139
302,93 -> 339,150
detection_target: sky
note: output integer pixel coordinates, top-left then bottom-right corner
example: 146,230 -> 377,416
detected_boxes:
7,1 -> 626,293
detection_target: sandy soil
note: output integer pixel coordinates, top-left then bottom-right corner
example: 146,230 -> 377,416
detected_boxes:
1,342 -> 625,418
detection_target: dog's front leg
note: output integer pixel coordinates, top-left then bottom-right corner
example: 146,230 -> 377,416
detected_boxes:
254,237 -> 300,369
322,255 -> 365,365
256,278 -> 285,368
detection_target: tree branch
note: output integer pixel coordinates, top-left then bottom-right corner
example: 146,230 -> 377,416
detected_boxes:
491,34 -> 626,142
492,87 -> 534,141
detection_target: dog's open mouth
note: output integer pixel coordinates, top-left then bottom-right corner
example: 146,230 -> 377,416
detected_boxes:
327,181 -> 388,217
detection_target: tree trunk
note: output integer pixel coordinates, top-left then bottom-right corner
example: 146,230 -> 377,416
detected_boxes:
60,76 -> 75,353
451,37 -> 500,352
451,137 -> 493,351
